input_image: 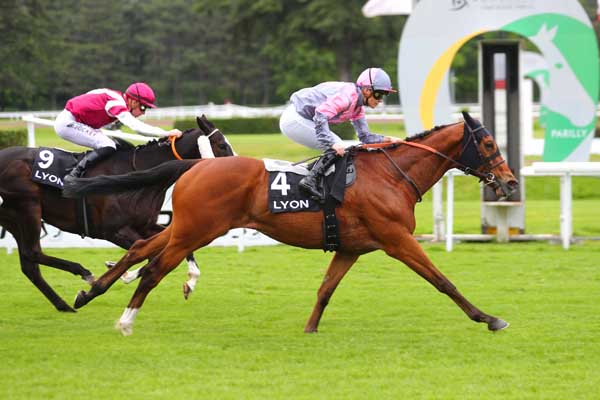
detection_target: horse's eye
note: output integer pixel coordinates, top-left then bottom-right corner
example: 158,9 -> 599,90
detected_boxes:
218,144 -> 228,150
484,142 -> 494,150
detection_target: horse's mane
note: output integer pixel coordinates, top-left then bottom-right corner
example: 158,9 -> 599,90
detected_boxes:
112,137 -> 136,151
405,124 -> 454,142
113,128 -> 195,153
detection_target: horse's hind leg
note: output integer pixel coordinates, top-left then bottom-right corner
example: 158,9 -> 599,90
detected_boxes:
304,252 -> 359,333
116,243 -> 192,335
384,233 -> 508,331
108,225 -> 200,298
182,254 -> 200,300
35,253 -> 94,284
74,227 -> 173,309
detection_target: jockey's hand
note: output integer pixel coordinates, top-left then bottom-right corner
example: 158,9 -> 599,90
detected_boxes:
384,136 -> 402,143
168,129 -> 183,138
331,142 -> 346,156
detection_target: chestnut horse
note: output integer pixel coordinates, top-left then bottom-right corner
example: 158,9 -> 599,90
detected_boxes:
0,116 -> 234,312
68,112 -> 518,335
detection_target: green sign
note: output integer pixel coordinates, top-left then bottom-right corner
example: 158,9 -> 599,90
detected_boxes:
398,0 -> 598,161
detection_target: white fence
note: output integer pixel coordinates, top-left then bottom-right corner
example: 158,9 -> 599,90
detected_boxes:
0,116 -> 279,254
440,163 -> 600,251
9,102 -> 600,155
2,114 -> 600,253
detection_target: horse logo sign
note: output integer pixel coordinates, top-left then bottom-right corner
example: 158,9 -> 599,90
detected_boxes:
398,0 -> 598,161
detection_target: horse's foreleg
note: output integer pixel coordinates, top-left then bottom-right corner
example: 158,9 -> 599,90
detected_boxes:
383,234 -> 508,331
304,252 -> 359,333
74,227 -> 173,309
18,251 -> 75,312
116,244 -> 190,336
12,217 -> 76,312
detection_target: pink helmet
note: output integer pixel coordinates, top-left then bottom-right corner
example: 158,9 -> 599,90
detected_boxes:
356,68 -> 397,92
125,82 -> 157,108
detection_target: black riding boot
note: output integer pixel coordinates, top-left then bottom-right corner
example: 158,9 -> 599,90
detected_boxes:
65,146 -> 116,182
299,150 -> 338,201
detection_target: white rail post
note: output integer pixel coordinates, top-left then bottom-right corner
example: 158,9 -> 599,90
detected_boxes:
560,172 -> 572,250
445,172 -> 454,252
27,119 -> 36,147
432,181 -> 444,241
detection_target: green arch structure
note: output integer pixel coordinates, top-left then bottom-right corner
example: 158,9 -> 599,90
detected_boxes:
399,0 -> 598,161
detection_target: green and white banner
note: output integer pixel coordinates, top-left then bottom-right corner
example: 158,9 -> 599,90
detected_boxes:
398,0 -> 598,161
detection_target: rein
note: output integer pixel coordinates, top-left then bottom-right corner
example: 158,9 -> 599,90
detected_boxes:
169,128 -> 218,160
356,122 -> 504,201
169,136 -> 184,160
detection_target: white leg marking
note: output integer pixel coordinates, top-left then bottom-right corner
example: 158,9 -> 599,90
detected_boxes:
121,268 -> 141,284
186,259 -> 201,291
116,307 -> 139,336
183,259 -> 201,299
0,195 -> 3,206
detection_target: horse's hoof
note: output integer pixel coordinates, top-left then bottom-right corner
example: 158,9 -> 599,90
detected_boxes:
183,283 -> 192,300
105,261 -> 116,269
82,274 -> 95,285
488,318 -> 509,331
304,328 -> 318,334
74,290 -> 88,309
57,303 -> 77,313
116,321 -> 133,336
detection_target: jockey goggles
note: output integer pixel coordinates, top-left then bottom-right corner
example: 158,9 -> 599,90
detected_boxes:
369,68 -> 390,100
372,90 -> 389,100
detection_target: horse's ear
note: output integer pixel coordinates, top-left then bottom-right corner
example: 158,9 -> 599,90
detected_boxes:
201,114 -> 214,129
462,111 -> 475,127
196,116 -> 208,132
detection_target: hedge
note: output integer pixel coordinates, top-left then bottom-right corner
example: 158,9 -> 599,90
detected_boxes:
0,129 -> 27,149
174,117 -> 357,140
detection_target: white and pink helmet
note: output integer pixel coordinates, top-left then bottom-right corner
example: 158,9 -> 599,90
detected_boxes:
125,82 -> 157,108
356,68 -> 397,93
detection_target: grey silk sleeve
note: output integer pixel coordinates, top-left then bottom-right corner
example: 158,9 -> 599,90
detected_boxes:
313,111 -> 337,150
352,117 -> 384,144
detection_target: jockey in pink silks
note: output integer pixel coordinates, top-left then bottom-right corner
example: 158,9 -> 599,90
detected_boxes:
54,82 -> 182,181
279,67 -> 401,201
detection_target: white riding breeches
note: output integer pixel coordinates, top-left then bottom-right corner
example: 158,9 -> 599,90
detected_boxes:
279,104 -> 342,150
54,110 -> 116,150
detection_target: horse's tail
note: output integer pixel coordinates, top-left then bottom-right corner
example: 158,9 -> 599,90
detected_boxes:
62,159 -> 201,198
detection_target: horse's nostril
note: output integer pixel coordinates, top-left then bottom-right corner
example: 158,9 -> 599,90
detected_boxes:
508,180 -> 519,188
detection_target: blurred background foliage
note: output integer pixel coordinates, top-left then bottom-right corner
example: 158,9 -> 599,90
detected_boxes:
1,0 -> 599,110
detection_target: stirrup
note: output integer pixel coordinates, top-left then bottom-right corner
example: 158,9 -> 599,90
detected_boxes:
299,180 -> 323,201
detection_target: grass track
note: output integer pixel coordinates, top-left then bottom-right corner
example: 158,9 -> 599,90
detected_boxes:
1,243 -> 600,399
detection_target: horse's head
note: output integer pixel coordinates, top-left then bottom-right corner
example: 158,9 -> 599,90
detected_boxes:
195,115 -> 236,157
460,112 -> 518,200
169,115 -> 235,160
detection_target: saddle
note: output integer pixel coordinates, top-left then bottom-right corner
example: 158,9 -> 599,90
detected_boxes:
265,154 -> 356,252
31,147 -> 82,189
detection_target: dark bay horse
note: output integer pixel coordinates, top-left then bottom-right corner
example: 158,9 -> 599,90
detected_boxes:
69,112 -> 518,335
0,116 -> 234,312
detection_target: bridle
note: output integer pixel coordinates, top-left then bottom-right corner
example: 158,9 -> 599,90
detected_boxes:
168,128 -> 219,160
355,122 -> 508,202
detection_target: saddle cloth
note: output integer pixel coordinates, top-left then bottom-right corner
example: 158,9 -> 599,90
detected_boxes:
264,155 -> 356,214
31,148 -> 81,189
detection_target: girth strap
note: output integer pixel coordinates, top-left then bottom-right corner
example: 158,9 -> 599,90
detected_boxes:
322,196 -> 340,252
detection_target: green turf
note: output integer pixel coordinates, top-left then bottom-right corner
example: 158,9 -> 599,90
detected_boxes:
1,243 -> 599,399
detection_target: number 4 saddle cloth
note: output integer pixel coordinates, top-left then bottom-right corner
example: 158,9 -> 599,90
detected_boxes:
264,156 -> 356,214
